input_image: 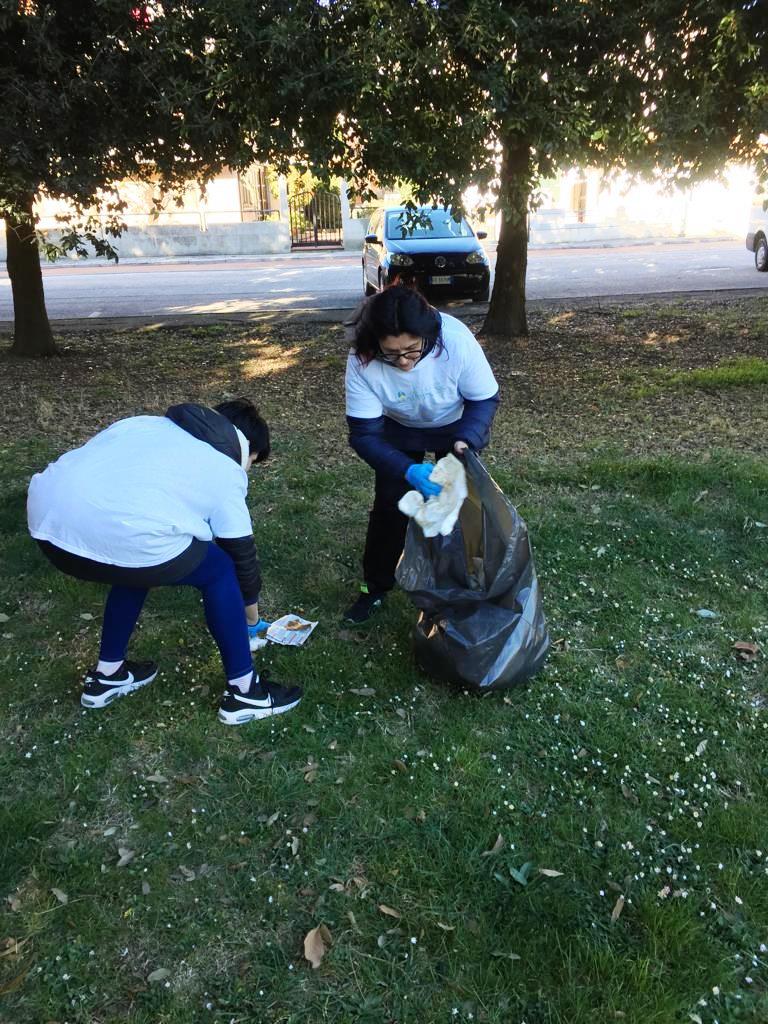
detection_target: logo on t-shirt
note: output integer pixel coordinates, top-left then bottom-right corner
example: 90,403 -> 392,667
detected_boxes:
395,384 -> 450,404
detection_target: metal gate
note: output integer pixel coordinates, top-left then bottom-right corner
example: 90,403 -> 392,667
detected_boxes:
288,190 -> 343,248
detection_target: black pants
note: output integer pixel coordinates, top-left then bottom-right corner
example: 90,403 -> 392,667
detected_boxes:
363,449 -> 447,593
36,538 -> 206,586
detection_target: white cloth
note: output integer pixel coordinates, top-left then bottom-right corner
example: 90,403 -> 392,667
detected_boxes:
398,453 -> 468,537
28,416 -> 253,567
345,312 -> 498,427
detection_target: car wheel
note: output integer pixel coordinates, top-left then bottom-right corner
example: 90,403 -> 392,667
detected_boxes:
362,261 -> 375,296
755,235 -> 768,273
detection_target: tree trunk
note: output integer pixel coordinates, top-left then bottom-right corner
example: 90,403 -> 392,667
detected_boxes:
482,137 -> 530,338
7,196 -> 57,357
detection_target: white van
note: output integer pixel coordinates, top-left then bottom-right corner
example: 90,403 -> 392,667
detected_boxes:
746,199 -> 768,272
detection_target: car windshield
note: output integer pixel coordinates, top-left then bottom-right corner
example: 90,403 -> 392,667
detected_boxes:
385,211 -> 474,241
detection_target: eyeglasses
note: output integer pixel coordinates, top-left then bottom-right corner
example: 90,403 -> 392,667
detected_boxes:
376,339 -> 425,365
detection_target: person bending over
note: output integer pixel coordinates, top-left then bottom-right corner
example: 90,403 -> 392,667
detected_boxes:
27,399 -> 302,725
343,284 -> 500,623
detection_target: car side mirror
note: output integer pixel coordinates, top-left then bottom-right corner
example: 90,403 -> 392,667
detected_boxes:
364,234 -> 380,244
476,230 -> 488,240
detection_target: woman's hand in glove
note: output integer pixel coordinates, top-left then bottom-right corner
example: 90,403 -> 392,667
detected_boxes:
405,463 -> 442,498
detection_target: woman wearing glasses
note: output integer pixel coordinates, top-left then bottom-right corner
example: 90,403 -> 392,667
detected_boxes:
343,283 -> 500,623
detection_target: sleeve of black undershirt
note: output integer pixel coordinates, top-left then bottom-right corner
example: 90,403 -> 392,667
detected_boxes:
216,536 -> 262,604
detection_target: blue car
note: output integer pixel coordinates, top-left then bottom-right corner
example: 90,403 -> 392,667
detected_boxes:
362,206 -> 491,302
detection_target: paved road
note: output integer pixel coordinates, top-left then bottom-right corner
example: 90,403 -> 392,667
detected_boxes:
1,239 -> 765,321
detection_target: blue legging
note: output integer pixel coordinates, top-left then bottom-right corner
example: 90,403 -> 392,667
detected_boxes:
99,543 -> 253,680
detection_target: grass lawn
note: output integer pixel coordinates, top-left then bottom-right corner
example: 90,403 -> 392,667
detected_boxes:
0,296 -> 767,1024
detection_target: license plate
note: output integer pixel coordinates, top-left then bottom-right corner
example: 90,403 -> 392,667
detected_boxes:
429,275 -> 452,285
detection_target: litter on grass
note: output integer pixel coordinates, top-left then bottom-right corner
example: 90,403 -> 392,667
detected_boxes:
266,615 -> 318,646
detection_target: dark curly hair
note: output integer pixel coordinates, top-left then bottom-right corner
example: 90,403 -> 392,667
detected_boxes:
214,398 -> 270,463
347,284 -> 443,365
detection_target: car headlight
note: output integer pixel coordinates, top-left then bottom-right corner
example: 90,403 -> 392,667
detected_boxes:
466,249 -> 488,265
389,253 -> 414,266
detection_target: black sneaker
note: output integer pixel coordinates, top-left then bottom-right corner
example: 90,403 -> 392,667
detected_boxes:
343,586 -> 386,624
81,660 -> 158,709
218,671 -> 303,726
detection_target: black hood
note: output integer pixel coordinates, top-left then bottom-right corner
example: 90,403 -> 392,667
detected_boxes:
165,403 -> 243,466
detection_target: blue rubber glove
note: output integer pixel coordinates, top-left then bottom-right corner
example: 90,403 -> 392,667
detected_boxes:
248,619 -> 272,639
405,463 -> 442,498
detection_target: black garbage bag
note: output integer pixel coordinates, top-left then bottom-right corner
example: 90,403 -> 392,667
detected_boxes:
395,450 -> 549,691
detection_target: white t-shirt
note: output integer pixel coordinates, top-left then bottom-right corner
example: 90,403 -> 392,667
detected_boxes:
27,416 -> 253,568
345,313 -> 498,427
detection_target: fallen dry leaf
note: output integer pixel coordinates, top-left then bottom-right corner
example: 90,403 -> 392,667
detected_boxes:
304,769 -> 318,783
0,937 -> 29,959
303,923 -> 332,969
0,613 -> 9,623
378,904 -> 401,919
79,612 -> 95,621
141,881 -> 151,895
538,869 -> 564,878
695,740 -> 708,757
481,835 -> 505,857
491,950 -> 521,960
392,759 -> 408,774
611,895 -> 625,922
50,888 -> 68,905
349,687 -> 376,697
291,836 -> 300,856
621,783 -> 639,805
5,894 -> 21,912
266,811 -> 280,826
116,847 -> 135,868
733,640 -> 760,661
436,922 -> 456,931
147,967 -> 171,983
146,773 -> 168,784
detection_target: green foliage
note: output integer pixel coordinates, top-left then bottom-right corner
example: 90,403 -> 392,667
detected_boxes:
637,357 -> 768,396
0,1 -> 259,258
321,0 -> 767,213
